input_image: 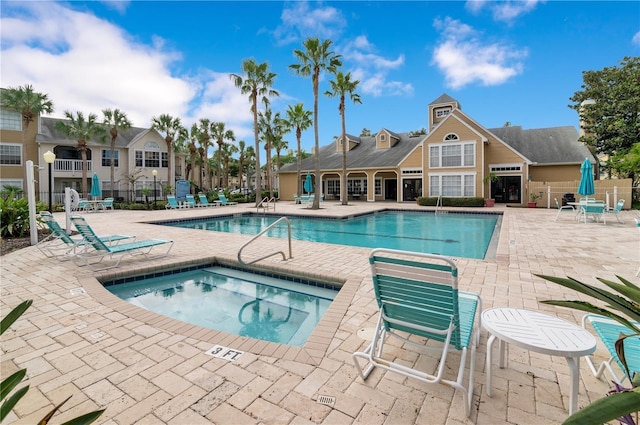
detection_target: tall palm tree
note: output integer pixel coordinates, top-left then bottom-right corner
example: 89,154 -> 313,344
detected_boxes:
283,103 -> 312,198
195,118 -> 212,190
188,124 -> 199,183
244,146 -> 256,194
325,71 -> 362,205
290,38 -> 342,209
222,143 -> 238,188
230,58 -> 279,206
237,140 -> 247,192
258,107 -> 284,199
211,122 -> 235,190
1,84 -> 54,147
102,108 -> 132,198
151,114 -> 182,189
55,111 -> 105,197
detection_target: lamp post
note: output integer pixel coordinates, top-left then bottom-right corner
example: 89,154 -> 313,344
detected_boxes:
43,150 -> 56,212
152,169 -> 158,209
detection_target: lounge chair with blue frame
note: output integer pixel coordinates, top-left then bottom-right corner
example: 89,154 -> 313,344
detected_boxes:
71,216 -> 173,270
37,211 -> 134,259
582,314 -> 639,385
185,194 -> 198,208
198,193 -> 219,207
579,203 -> 607,224
217,193 -> 237,206
352,248 -> 482,417
165,195 -> 185,209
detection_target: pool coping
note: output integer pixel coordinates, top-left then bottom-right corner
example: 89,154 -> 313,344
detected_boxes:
79,256 -> 361,366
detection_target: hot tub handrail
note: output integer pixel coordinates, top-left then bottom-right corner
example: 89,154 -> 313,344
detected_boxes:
257,196 -> 276,213
238,216 -> 292,265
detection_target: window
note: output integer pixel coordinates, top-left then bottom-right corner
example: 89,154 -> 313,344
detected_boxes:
0,144 -> 22,165
0,109 -> 21,131
375,179 -> 382,196
327,179 -> 340,195
135,151 -> 143,167
347,178 -> 367,195
444,133 -> 459,141
380,134 -> 386,141
435,107 -> 451,118
145,151 -> 160,168
161,152 -> 168,168
429,173 -> 475,197
101,149 -> 119,167
429,142 -> 475,168
0,179 -> 23,192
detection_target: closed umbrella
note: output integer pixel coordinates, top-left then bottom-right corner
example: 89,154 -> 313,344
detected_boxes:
577,158 -> 594,198
304,173 -> 313,194
89,173 -> 102,199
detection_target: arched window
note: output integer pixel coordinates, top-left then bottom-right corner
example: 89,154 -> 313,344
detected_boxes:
444,133 -> 459,142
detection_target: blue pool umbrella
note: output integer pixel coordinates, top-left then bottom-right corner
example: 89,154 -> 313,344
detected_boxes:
577,158 -> 594,197
304,173 -> 313,194
89,173 -> 102,199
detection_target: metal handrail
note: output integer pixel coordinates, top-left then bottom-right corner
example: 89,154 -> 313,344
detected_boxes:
257,196 -> 277,213
237,216 -> 292,265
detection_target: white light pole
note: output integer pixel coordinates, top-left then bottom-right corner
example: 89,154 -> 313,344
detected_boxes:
43,150 -> 56,212
152,169 -> 158,208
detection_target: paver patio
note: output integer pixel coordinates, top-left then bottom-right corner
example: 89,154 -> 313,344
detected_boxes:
1,201 -> 638,424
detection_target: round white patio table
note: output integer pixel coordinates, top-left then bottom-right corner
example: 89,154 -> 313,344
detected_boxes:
483,307 -> 597,415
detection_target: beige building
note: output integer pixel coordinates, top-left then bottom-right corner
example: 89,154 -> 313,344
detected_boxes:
279,94 -> 595,206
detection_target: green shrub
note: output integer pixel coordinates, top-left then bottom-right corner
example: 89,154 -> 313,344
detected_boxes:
0,192 -> 46,238
416,196 -> 484,207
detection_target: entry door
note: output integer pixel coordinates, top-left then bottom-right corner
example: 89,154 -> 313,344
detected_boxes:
492,176 -> 522,203
384,179 -> 397,200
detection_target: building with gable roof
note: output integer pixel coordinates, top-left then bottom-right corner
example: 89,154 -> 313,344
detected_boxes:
278,94 -> 594,205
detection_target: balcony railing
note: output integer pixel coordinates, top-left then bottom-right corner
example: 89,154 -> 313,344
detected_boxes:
54,159 -> 92,173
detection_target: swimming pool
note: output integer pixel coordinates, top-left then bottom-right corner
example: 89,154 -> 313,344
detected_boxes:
162,210 -> 500,259
104,266 -> 337,347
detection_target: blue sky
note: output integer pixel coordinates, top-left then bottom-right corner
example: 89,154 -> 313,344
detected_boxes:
1,1 -> 638,154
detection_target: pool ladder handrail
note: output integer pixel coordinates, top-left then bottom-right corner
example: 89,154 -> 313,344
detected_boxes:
435,195 -> 442,215
257,196 -> 276,213
237,216 -> 293,265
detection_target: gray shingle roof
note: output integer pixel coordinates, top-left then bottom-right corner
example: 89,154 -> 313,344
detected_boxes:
429,93 -> 457,106
489,125 -> 592,164
280,132 -> 426,172
37,117 -> 151,147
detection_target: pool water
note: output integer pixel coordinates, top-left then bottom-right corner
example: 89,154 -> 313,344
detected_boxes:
167,210 -> 499,259
106,266 -> 337,347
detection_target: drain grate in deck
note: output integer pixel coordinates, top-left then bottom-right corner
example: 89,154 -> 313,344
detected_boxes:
317,395 -> 336,407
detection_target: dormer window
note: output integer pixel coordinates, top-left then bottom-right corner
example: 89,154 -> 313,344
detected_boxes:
380,134 -> 386,141
444,133 -> 459,142
435,107 -> 451,118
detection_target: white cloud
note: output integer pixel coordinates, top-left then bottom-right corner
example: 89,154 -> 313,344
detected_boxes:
431,17 -> 527,89
633,31 -> 640,47
465,0 -> 544,23
0,2 -> 199,128
273,1 -> 347,45
339,35 -> 413,97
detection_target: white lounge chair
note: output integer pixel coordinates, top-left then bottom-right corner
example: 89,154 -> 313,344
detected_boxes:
198,194 -> 219,207
217,194 -> 237,206
352,249 -> 481,417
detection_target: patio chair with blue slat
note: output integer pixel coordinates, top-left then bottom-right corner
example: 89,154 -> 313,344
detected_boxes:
37,211 -> 135,259
165,195 -> 184,209
604,199 -> 625,223
582,314 -> 639,385
554,197 -> 574,221
217,194 -> 237,206
185,194 -> 198,208
71,216 -> 173,270
352,248 -> 482,417
579,203 -> 607,224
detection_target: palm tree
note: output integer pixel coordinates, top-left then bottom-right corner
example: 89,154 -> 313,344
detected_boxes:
195,118 -> 212,190
188,124 -> 199,184
325,71 -> 362,205
259,107 -> 286,199
222,143 -> 238,188
237,140 -> 248,192
102,108 -> 132,198
211,122 -> 235,190
290,38 -> 342,209
55,111 -> 105,197
1,84 -> 54,147
245,146 -> 256,194
283,103 -> 312,198
151,114 -> 182,189
230,58 -> 279,206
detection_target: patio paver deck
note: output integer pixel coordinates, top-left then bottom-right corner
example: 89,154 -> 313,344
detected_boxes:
1,201 -> 638,424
